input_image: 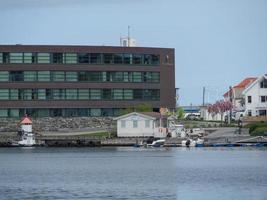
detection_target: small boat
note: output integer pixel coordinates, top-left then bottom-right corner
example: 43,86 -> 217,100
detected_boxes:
148,139 -> 165,147
17,132 -> 36,147
181,138 -> 204,147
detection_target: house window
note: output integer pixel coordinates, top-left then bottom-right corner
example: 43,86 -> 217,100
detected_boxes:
145,120 -> 150,128
248,96 -> 252,103
121,120 -> 126,128
260,96 -> 267,103
248,110 -> 252,116
259,110 -> 267,116
133,120 -> 138,128
260,79 -> 267,88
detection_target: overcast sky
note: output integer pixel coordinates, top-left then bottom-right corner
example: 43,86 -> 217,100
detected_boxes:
0,0 -> 266,105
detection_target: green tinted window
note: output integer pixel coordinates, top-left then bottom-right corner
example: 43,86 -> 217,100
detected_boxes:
65,53 -> 77,64
52,71 -> 65,81
78,89 -> 89,100
66,89 -> 77,100
90,108 -> 101,116
90,89 -> 101,100
38,71 -> 50,81
24,53 -> 37,63
10,89 -> 18,100
0,109 -> 8,117
0,71 -> 9,81
133,72 -> 142,82
0,89 -> 9,100
38,89 -> 46,100
66,71 -> 77,81
0,53 -> 2,63
24,71 -> 37,81
53,89 -> 65,100
9,109 -> 19,117
22,89 -> 32,100
113,89 -> 123,100
37,53 -> 50,63
123,89 -> 133,100
10,53 -> 23,63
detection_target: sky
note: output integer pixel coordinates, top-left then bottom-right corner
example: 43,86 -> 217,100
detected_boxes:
0,0 -> 266,106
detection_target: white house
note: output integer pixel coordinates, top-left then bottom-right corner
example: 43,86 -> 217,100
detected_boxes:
114,112 -> 167,138
243,75 -> 267,117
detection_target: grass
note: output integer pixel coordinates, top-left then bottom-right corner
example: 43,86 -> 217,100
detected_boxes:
244,122 -> 267,136
75,131 -> 117,138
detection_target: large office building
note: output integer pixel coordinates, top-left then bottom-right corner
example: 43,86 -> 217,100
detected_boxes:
0,45 -> 175,118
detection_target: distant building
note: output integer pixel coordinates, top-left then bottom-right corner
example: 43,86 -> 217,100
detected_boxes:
0,45 -> 175,118
223,77 -> 256,111
114,112 -> 167,138
243,75 -> 267,117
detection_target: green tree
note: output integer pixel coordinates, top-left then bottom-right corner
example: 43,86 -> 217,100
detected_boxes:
175,107 -> 185,119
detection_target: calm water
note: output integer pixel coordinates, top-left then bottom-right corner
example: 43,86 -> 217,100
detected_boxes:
0,147 -> 267,200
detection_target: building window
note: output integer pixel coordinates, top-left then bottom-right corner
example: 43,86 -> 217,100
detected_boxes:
248,110 -> 252,116
10,89 -> 19,100
37,53 -> 50,63
65,53 -> 77,64
0,89 -> 9,100
151,55 -> 160,64
123,89 -> 133,100
52,71 -> 65,81
144,54 -> 152,64
78,71 -> 88,81
10,53 -> 23,63
133,54 -> 142,64
133,120 -> 138,128
24,71 -> 37,81
102,89 -> 112,100
78,89 -> 89,100
102,108 -> 113,116
123,54 -> 132,64
0,71 -> 9,82
52,53 -> 63,64
38,71 -> 50,81
66,89 -> 77,100
145,120 -> 150,128
260,79 -> 267,88
90,89 -> 101,100
90,108 -> 101,116
133,89 -> 143,100
261,96 -> 267,103
259,110 -> 267,116
10,71 -> 23,82
121,120 -> 126,128
133,72 -> 142,82
0,53 -> 2,63
23,53 -> 37,63
52,89 -> 65,100
37,89 -> 46,100
114,54 -> 123,64
151,72 -> 160,83
9,109 -> 19,117
103,54 -> 113,64
0,109 -> 8,117
113,89 -> 123,100
90,53 -> 102,64
78,53 -> 89,63
3,53 -> 9,63
66,71 -> 78,81
88,72 -> 101,82
248,96 -> 252,103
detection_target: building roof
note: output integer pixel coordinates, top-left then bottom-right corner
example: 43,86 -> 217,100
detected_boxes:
223,77 -> 257,97
113,112 -> 163,120
20,116 -> 32,124
243,75 -> 267,95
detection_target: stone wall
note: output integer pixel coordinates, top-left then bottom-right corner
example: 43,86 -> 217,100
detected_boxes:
0,117 -> 115,133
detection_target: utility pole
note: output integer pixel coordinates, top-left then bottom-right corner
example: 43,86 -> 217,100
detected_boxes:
202,86 -> 205,106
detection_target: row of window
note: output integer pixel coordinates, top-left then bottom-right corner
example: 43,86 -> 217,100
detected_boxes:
121,120 -> 151,128
0,108 -> 129,118
0,71 -> 160,83
247,95 -> 267,103
0,89 -> 160,101
0,52 -> 160,65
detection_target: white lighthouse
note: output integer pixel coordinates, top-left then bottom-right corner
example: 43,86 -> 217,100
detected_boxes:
18,115 -> 36,146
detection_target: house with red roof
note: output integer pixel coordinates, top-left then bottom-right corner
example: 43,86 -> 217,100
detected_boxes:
223,77 -> 257,112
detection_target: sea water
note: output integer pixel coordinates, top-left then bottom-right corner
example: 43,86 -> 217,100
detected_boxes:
0,147 -> 266,200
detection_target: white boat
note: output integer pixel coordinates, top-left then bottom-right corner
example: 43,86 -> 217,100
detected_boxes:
181,138 -> 204,147
148,139 -> 165,147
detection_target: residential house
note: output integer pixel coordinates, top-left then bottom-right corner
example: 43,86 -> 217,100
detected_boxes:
243,75 -> 267,117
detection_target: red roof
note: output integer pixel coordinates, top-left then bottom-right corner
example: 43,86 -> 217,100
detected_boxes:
223,77 -> 257,97
20,116 -> 32,124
